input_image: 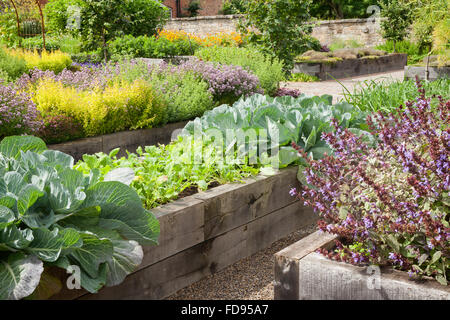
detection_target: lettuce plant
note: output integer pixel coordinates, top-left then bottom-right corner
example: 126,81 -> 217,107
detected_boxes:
0,136 -> 159,300
291,81 -> 449,285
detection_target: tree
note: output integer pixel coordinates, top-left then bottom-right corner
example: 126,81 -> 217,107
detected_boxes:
44,0 -> 169,60
237,0 -> 315,72
309,0 -> 375,19
379,0 -> 413,52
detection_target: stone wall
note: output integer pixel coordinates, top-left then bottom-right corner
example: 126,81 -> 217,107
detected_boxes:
164,15 -> 384,47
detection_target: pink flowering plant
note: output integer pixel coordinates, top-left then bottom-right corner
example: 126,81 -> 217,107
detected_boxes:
290,80 -> 449,285
0,81 -> 42,139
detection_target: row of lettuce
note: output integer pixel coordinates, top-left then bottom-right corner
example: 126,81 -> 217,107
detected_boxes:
0,46 -> 285,144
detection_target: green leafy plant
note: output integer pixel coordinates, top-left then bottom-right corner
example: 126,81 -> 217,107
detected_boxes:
186,0 -> 202,17
289,73 -> 320,82
379,0 -> 413,52
310,0 -> 375,19
195,46 -> 284,96
0,46 -> 27,80
0,135 -> 160,299
376,40 -> 427,65
182,93 -> 367,166
75,142 -> 260,209
343,78 -> 450,113
236,0 -> 315,71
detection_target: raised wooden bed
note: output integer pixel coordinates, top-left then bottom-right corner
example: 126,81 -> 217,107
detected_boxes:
51,166 -> 317,300
293,53 -> 407,80
274,231 -> 450,300
48,121 -> 187,161
404,65 -> 450,81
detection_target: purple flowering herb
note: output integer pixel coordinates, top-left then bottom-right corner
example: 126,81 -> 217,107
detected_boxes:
290,79 -> 449,284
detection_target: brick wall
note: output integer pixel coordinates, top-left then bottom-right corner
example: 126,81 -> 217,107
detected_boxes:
165,16 -> 385,47
163,0 -> 223,17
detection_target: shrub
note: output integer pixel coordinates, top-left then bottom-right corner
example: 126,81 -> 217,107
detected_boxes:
236,0 -> 314,70
37,114 -> 84,144
195,46 -> 284,96
291,81 -> 449,285
0,6 -> 20,47
0,135 -> 160,299
376,40 -> 427,65
44,0 -> 84,35
109,34 -> 198,59
0,47 -> 27,80
379,0 -> 413,52
180,58 -> 262,105
344,78 -> 450,113
7,49 -> 72,74
146,64 -> 214,122
0,82 -> 42,138
32,77 -> 167,136
20,35 -> 82,54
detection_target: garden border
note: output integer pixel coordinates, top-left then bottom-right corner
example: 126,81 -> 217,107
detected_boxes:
274,231 -> 450,300
48,121 -> 188,161
293,53 -> 407,80
51,166 -> 317,300
404,65 -> 450,81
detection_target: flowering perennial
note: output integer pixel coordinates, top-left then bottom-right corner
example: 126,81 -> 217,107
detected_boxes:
290,80 -> 449,285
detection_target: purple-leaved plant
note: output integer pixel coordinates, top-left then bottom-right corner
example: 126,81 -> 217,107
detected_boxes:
290,79 -> 449,285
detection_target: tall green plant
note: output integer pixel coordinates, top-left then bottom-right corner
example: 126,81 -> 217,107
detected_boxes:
236,0 -> 315,71
379,0 -> 413,52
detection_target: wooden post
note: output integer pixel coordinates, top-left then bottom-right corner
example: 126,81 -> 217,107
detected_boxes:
35,0 -> 46,51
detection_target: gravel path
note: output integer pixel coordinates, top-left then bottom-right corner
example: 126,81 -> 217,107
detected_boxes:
166,224 -> 317,300
282,69 -> 404,103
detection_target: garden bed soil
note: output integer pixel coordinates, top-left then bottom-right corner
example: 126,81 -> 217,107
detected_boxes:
48,121 -> 187,161
293,54 -> 407,80
404,65 -> 450,81
274,231 -> 450,300
51,166 -> 317,300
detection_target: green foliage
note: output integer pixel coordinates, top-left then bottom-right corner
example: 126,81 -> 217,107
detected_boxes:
0,68 -> 10,83
376,40 -> 427,65
186,0 -> 202,17
109,34 -> 198,59
183,94 -> 367,166
0,6 -> 20,47
75,142 -> 260,209
195,46 -> 284,96
21,35 -> 82,54
77,0 -> 169,58
0,47 -> 27,80
44,0 -> 84,35
409,0 -> 450,51
289,73 -> 320,82
379,0 -> 413,51
147,69 -> 214,123
310,0 -> 375,19
0,135 -> 159,299
220,0 -> 245,14
344,78 -> 450,113
329,39 -> 363,51
236,0 -> 315,71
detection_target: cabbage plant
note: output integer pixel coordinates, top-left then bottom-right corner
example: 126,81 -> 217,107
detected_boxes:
0,136 -> 159,300
183,94 -> 367,167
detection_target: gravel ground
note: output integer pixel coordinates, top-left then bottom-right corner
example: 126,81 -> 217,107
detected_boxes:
166,224 -> 318,300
